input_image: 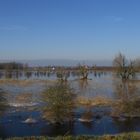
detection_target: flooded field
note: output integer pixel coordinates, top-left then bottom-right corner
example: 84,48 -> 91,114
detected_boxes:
0,70 -> 140,138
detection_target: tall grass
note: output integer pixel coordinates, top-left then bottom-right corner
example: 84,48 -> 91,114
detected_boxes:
4,132 -> 140,140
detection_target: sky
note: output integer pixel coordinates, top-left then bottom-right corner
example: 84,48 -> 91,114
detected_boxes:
0,0 -> 140,63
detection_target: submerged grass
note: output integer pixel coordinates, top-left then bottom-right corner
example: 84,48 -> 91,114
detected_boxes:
4,132 -> 140,140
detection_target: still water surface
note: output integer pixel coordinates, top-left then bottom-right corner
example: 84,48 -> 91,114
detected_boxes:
0,71 -> 140,138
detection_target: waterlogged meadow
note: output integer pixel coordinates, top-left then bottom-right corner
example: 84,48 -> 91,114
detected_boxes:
0,68 -> 140,138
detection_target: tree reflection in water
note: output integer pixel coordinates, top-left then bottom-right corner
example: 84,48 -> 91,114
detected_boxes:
0,88 -> 7,115
78,79 -> 89,90
113,78 -> 138,100
42,82 -> 76,124
112,77 -> 140,117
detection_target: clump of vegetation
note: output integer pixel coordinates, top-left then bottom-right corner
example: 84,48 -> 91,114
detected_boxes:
42,83 -> 76,124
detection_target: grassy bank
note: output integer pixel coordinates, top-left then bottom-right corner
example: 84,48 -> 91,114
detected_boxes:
3,132 -> 140,140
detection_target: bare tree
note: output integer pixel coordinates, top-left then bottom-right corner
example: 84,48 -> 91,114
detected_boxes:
78,64 -> 89,80
113,53 -> 135,81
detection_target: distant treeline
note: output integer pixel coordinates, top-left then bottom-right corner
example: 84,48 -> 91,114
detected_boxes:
0,62 -> 28,70
0,57 -> 140,72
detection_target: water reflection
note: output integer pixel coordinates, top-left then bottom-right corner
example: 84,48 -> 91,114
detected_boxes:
112,76 -> 140,117
113,118 -> 140,132
0,88 -> 7,115
41,123 -> 74,136
78,79 -> 89,90
0,69 -> 109,81
56,70 -> 70,81
42,82 -> 76,124
5,71 -> 12,79
113,79 -> 138,100
25,71 -> 32,79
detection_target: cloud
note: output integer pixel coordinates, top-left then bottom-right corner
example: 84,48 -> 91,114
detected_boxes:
0,25 -> 27,31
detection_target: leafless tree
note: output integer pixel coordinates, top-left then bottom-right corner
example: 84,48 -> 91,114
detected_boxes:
113,53 -> 135,81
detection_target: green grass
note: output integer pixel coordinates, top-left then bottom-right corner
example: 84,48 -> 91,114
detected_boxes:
3,132 -> 140,140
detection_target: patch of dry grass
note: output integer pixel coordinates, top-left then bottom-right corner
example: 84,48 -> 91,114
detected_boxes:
76,96 -> 112,106
0,79 -> 57,87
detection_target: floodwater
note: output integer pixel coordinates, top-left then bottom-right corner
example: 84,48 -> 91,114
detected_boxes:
0,70 -> 140,138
